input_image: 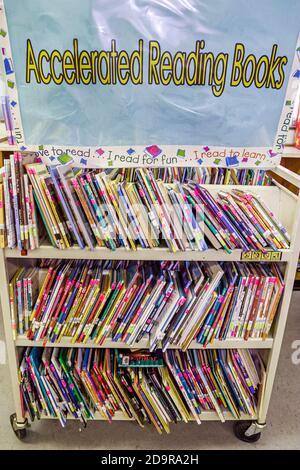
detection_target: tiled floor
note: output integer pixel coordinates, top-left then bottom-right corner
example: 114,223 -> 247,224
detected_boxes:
0,292 -> 299,450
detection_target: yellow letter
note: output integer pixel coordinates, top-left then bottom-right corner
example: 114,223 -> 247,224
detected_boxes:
212,53 -> 228,97
230,43 -> 245,87
148,41 -> 160,84
97,52 -> 111,84
79,51 -> 92,84
160,51 -> 172,85
50,50 -> 63,85
275,56 -> 287,89
130,39 -> 143,84
117,51 -> 130,85
62,50 -> 75,84
26,39 -> 40,83
38,50 -> 51,84
186,42 -> 200,86
173,52 -> 186,85
243,54 -> 256,87
254,56 -> 269,88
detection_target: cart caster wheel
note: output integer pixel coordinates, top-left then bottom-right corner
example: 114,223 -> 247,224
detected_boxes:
10,413 -> 28,440
14,428 -> 27,440
233,421 -> 261,443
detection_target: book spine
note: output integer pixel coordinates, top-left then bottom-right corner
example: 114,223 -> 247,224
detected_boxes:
23,174 -> 35,250
23,277 -> 29,332
3,161 -> 15,248
28,184 -> 39,248
18,153 -> 29,250
10,154 -> 22,250
0,183 -> 6,248
17,278 -> 24,335
9,280 -> 17,340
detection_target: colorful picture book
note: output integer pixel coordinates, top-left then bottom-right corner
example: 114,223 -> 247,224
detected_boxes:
11,260 -> 284,346
19,347 -> 264,431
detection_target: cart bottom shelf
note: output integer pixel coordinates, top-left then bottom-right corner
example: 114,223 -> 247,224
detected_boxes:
34,411 -> 256,422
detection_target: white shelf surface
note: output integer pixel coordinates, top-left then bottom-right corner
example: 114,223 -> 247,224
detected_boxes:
283,148 -> 300,158
4,245 -> 291,261
0,145 -> 20,151
38,410 -> 256,422
15,335 -> 273,349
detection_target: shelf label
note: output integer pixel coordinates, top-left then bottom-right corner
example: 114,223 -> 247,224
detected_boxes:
240,251 -> 282,261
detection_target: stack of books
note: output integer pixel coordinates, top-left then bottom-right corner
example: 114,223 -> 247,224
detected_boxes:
19,347 -> 264,431
11,260 -> 284,346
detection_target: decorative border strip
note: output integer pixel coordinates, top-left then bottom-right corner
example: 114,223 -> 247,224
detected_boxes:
275,33 -> 300,152
34,144 -> 279,169
0,0 -> 25,145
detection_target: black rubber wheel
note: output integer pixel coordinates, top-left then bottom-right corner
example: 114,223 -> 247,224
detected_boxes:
10,413 -> 28,440
233,421 -> 261,443
14,428 -> 27,440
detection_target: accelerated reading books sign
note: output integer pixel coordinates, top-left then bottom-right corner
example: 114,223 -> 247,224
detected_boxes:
0,0 -> 300,168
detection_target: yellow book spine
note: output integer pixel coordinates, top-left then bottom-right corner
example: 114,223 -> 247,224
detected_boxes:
224,169 -> 231,185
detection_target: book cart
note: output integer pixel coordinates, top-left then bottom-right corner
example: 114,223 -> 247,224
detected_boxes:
1,0 -> 300,446
1,153 -> 300,443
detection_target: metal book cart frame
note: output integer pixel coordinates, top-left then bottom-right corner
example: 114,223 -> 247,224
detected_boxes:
1,161 -> 300,442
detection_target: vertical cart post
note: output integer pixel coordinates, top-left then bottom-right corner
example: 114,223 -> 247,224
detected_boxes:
258,167 -> 300,425
0,249 -> 27,431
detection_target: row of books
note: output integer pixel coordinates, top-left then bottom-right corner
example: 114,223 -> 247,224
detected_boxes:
23,163 -> 291,252
11,260 -> 284,346
19,347 -> 264,431
1,155 -> 284,253
109,167 -> 272,185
